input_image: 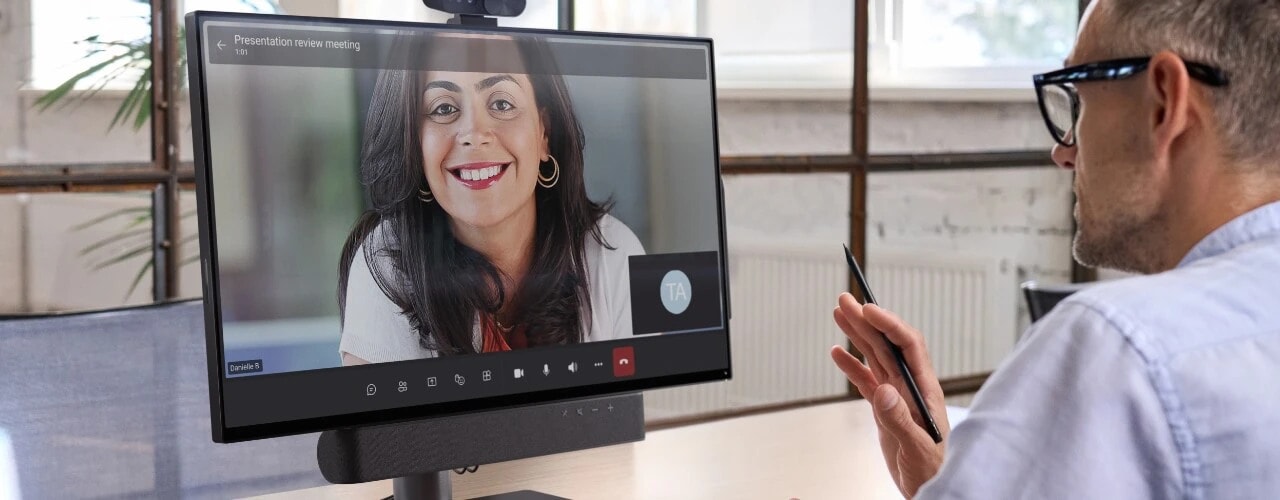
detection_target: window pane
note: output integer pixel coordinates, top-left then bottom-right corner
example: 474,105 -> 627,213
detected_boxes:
705,0 -> 852,89
29,0 -> 149,91
647,174 -> 851,421
0,192 -> 155,314
575,0 -> 698,35
30,0 -> 275,90
496,1 -> 558,29
5,1 -> 277,168
14,0 -> 153,166
904,0 -> 1075,68
178,188 -> 202,300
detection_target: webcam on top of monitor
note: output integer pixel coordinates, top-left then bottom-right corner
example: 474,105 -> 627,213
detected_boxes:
424,0 -> 527,21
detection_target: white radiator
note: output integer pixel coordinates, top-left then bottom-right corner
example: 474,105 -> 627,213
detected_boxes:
644,242 -> 848,421
866,249 -> 1017,407
644,243 -> 1016,421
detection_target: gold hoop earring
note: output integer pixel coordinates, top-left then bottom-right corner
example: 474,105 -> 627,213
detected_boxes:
418,188 -> 434,203
538,155 -> 560,189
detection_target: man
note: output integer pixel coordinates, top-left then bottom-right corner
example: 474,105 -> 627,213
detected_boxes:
831,0 -> 1280,497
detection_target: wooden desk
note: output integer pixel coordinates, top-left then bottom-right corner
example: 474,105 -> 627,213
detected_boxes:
253,400 -> 914,499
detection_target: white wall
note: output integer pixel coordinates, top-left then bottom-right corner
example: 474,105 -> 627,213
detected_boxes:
718,100 -> 1056,156
718,99 -> 1074,334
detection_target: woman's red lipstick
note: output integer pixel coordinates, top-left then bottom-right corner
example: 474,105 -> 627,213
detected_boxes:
447,161 -> 510,190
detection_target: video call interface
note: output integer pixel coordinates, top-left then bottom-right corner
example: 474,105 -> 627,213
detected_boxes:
192,13 -> 731,434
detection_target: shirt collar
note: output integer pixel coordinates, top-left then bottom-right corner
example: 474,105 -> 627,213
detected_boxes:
1178,200 -> 1280,268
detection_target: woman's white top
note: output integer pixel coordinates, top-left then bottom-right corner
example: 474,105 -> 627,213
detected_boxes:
339,214 -> 645,362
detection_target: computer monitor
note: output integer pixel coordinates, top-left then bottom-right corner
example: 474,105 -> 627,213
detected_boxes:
185,9 -> 731,455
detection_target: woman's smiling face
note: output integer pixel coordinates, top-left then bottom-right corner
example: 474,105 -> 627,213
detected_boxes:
419,67 -> 547,229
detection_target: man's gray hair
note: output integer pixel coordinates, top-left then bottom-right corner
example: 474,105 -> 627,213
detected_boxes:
1107,0 -> 1280,168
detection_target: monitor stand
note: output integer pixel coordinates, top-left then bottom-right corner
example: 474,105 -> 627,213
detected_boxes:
391,471 -> 563,500
318,393 -> 644,500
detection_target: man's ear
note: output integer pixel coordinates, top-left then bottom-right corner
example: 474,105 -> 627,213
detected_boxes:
1147,50 -> 1193,158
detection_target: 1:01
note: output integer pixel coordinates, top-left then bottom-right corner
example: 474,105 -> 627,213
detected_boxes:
235,48 -> 248,56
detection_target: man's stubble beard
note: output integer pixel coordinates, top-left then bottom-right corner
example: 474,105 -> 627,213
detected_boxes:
1072,198 -> 1170,275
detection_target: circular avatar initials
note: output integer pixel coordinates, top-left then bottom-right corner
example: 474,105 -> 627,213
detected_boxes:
660,270 -> 692,315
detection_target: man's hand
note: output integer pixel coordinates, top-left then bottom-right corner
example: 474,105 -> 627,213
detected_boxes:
830,293 -> 950,498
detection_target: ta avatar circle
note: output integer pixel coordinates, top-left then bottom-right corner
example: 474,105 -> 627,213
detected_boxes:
660,270 -> 692,315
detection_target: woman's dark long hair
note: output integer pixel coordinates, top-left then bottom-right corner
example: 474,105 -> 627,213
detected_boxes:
337,33 -> 611,355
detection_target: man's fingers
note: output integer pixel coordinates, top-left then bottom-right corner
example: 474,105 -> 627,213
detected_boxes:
834,306 -> 891,382
863,304 -> 939,384
871,384 -> 933,451
830,345 -> 877,399
837,294 -> 900,383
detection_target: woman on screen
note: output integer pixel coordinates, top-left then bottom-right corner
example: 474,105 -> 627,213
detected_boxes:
337,33 -> 645,364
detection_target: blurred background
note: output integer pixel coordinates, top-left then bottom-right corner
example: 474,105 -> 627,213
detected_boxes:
0,0 -> 1103,433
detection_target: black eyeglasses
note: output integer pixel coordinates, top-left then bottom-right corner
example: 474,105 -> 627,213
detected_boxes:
1032,57 -> 1230,147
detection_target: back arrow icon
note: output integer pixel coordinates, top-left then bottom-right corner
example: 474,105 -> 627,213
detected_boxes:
217,40 -> 226,50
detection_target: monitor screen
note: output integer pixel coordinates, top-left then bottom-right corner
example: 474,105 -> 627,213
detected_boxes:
188,12 -> 731,442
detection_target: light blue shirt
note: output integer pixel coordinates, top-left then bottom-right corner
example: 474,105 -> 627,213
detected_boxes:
919,201 -> 1280,499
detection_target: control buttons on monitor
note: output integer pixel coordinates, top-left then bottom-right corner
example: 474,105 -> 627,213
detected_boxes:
366,384 -> 377,396
607,404 -> 614,412
513,368 -> 524,379
576,408 -> 584,416
613,347 -> 635,377
397,381 -> 407,393
454,374 -> 466,386
542,364 -> 550,376
660,270 -> 692,315
593,361 -> 604,368
482,370 -> 492,382
427,377 -> 437,387
568,362 -> 578,373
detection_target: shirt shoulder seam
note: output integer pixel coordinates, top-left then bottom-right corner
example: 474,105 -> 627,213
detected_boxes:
1058,297 -> 1205,498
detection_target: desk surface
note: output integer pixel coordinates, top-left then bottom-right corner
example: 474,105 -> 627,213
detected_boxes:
252,400 -> 911,500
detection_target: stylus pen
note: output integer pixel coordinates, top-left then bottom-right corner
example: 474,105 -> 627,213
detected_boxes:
843,244 -> 943,444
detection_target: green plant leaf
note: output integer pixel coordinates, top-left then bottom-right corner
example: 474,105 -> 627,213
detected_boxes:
124,259 -> 154,301
71,206 -> 150,231
78,226 -> 152,257
91,244 -> 152,272
113,66 -> 153,131
133,92 -> 153,130
32,51 -> 139,112
109,74 -> 148,130
74,57 -> 140,103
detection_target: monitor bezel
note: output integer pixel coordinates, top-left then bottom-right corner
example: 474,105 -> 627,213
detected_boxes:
187,10 -> 734,443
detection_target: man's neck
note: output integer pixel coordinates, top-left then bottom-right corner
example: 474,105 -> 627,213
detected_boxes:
1163,166 -> 1280,271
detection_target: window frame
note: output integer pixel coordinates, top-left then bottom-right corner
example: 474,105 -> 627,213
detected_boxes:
0,0 -> 189,309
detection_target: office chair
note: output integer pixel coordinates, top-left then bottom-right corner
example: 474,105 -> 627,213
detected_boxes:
1021,281 -> 1092,323
0,300 -> 325,499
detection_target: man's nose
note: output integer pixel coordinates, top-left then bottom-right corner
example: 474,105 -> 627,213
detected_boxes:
1051,142 -> 1076,170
